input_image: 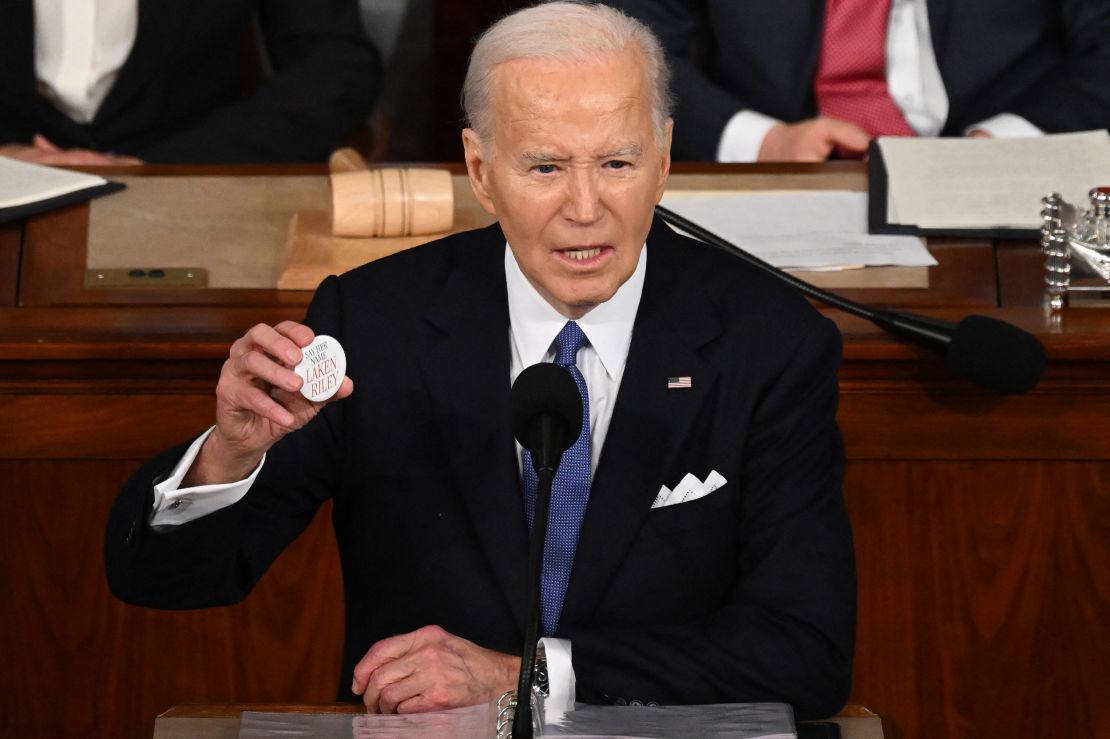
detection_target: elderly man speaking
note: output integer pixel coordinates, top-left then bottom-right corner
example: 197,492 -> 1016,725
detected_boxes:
106,0 -> 855,722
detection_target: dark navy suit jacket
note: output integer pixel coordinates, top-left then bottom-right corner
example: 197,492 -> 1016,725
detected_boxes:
106,218 -> 856,719
617,0 -> 1110,159
0,0 -> 379,162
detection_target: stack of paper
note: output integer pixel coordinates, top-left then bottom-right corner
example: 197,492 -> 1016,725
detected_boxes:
874,130 -> 1110,233
660,190 -> 936,271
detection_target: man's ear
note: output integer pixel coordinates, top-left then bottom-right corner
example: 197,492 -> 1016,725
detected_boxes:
653,118 -> 673,204
462,128 -> 497,216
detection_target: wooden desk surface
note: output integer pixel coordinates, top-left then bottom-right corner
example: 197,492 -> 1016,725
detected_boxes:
151,703 -> 886,739
1,164 -> 1105,739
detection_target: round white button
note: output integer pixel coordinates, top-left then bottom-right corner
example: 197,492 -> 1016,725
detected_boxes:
294,334 -> 347,402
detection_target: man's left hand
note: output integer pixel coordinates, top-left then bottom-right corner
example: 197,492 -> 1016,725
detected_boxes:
351,625 -> 521,714
0,134 -> 142,165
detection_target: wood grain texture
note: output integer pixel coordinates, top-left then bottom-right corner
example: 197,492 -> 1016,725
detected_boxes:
0,460 -> 344,739
847,461 -> 1110,739
0,221 -> 20,307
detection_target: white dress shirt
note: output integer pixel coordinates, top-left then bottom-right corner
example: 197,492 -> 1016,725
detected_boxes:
149,241 -> 650,717
716,0 -> 1044,162
34,0 -> 138,123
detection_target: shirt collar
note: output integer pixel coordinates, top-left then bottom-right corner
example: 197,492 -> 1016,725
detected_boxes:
505,243 -> 646,382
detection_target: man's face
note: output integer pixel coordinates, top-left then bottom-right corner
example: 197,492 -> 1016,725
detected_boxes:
463,46 -> 672,318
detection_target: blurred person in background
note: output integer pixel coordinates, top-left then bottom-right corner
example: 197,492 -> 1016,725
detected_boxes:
0,0 -> 380,164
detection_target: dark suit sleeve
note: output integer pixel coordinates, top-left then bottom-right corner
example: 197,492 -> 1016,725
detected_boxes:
134,0 -> 380,163
975,0 -> 1110,133
104,276 -> 347,607
617,0 -> 758,160
571,317 -> 855,720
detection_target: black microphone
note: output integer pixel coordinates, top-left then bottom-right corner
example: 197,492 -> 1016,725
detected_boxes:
511,362 -> 583,477
654,205 -> 1045,394
508,363 -> 583,739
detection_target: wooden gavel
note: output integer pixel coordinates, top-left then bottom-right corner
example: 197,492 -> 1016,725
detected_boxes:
328,148 -> 454,238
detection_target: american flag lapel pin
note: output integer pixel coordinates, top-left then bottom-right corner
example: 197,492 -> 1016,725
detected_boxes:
667,376 -> 692,389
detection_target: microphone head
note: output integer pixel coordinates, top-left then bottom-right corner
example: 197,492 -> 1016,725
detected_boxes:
947,315 -> 1045,394
510,363 -> 583,453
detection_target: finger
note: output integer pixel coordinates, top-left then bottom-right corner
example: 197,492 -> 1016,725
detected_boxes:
822,118 -> 872,152
0,145 -> 38,161
353,626 -> 446,697
395,694 -> 439,714
378,672 -> 431,714
270,386 -> 328,427
334,376 -> 355,402
353,632 -> 418,696
33,134 -> 61,151
40,149 -> 117,165
228,383 -> 297,429
107,153 -> 144,165
233,323 -> 306,366
366,657 -> 421,713
795,144 -> 830,163
273,320 -> 316,349
237,349 -> 304,394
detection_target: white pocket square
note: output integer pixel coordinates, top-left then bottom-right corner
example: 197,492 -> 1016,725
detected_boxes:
652,470 -> 728,509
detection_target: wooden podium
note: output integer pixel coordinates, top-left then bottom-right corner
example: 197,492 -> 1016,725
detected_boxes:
0,163 -> 1106,739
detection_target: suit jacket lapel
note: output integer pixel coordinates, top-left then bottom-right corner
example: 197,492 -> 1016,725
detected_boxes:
419,224 -> 532,636
0,0 -> 36,105
95,0 -> 191,124
559,218 -> 723,632
925,0 -> 954,96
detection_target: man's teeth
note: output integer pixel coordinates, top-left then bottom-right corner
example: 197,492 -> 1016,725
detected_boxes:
565,247 -> 601,261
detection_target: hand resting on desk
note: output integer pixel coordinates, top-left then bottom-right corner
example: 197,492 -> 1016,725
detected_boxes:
352,625 -> 521,714
0,134 -> 142,166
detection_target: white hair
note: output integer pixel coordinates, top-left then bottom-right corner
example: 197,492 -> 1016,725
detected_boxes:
462,1 -> 673,147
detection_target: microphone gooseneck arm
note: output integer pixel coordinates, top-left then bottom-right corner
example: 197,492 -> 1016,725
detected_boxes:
654,204 -> 1046,393
511,448 -> 557,739
654,204 -> 880,322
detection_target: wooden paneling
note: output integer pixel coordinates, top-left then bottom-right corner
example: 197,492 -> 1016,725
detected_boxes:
0,221 -> 20,306
0,460 -> 344,739
4,456 -> 1105,738
847,461 -> 1110,739
837,369 -> 1110,460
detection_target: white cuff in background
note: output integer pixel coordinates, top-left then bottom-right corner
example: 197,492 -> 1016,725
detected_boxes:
717,109 -> 782,163
149,426 -> 265,527
965,113 -> 1044,139
539,637 -> 575,722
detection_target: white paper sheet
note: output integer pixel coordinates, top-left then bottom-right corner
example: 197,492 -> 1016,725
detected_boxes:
659,190 -> 936,270
0,155 -> 109,208
878,130 -> 1110,229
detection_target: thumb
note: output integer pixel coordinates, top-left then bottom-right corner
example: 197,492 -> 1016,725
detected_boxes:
32,134 -> 61,152
825,119 -> 872,152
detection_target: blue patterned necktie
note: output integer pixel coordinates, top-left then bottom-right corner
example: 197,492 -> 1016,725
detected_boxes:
523,320 -> 591,636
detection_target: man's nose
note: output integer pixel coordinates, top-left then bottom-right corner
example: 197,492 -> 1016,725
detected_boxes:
563,170 -> 602,224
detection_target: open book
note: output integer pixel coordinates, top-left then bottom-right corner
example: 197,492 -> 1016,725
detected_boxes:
0,156 -> 125,224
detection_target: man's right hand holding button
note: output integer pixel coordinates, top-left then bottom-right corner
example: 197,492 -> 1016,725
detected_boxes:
183,321 -> 353,487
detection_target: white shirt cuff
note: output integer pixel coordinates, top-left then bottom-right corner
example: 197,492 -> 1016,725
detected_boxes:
965,113 -> 1044,139
539,637 -> 574,722
717,110 -> 782,163
149,426 -> 265,527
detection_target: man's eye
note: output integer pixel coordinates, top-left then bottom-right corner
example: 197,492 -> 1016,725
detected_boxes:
533,164 -> 557,174
605,160 -> 630,170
